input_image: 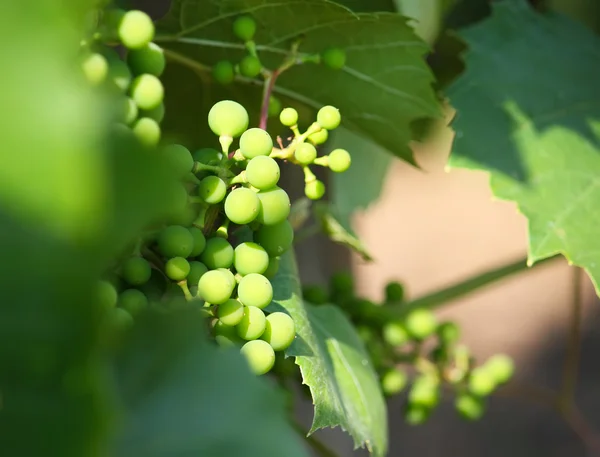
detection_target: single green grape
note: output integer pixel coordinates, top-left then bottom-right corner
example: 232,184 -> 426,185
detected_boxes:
328,148 -> 351,173
122,256 -> 151,285
140,103 -> 165,123
437,321 -> 461,346
330,270 -> 353,296
234,242 -> 269,276
217,267 -> 236,286
107,57 -> 132,92
165,257 -> 190,281
236,305 -> 267,340
126,42 -> 165,76
118,289 -> 148,316
239,128 -> 273,159
261,312 -> 295,351
224,187 -> 260,225
307,129 -> 328,145
208,100 -> 249,138
253,216 -> 294,257
238,55 -> 262,78
213,61 -> 235,85
404,403 -> 431,425
130,74 -> 164,110
188,227 -> 207,257
217,299 -> 245,326
302,285 -> 329,305
157,225 -> 195,258
279,107 -> 298,127
384,281 -> 404,302
408,375 -> 440,408
317,105 -> 341,130
483,354 -> 515,385
187,261 -> 208,288
96,280 -> 118,310
163,143 -> 194,178
121,97 -> 138,125
455,393 -> 485,421
109,307 -> 135,331
382,321 -> 410,347
165,183 -> 190,224
246,156 -> 280,189
117,10 -> 155,49
263,256 -> 280,279
405,309 -> 438,340
198,175 -> 227,204
237,273 -> 273,309
233,16 -> 257,41
257,187 -> 291,225
321,47 -> 346,70
132,117 -> 161,146
200,237 -> 234,269
197,269 -> 235,304
193,148 -> 221,165
381,368 -> 408,396
213,320 -> 243,348
268,96 -> 281,117
305,180 -> 325,200
81,52 -> 108,85
241,339 -> 275,375
295,143 -> 317,165
468,367 -> 496,396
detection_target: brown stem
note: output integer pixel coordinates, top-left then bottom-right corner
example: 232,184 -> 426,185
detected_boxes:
560,266 -> 583,409
259,70 -> 280,130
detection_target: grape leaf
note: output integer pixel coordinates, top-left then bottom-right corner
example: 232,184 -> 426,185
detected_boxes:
447,0 -> 600,293
268,252 -> 387,457
155,0 -> 440,163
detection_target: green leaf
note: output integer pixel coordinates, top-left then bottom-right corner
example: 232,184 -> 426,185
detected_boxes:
269,252 -> 387,456
447,0 -> 600,293
156,0 -> 440,163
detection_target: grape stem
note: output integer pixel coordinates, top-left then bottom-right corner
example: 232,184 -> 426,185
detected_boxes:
177,280 -> 193,301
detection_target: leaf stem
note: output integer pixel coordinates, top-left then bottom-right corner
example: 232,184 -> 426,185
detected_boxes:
291,420 -> 339,457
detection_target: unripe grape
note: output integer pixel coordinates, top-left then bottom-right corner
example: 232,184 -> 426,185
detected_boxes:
198,175 -> 227,204
437,321 -> 461,346
239,128 -> 273,159
118,10 -> 155,49
268,96 -> 281,117
208,100 -> 249,137
110,307 -> 135,331
213,60 -> 235,85
295,143 -> 317,165
187,261 -> 208,288
200,237 -> 234,269
331,270 -> 353,295
405,309 -> 437,340
165,257 -> 190,281
384,281 -> 404,302
308,129 -> 328,145
214,320 -> 243,348
157,225 -> 195,258
408,375 -> 440,408
118,289 -> 148,316
257,187 -> 291,225
193,148 -> 222,165
305,180 -> 325,200
132,117 -> 161,146
234,242 -> 269,276
130,74 -> 164,110
96,280 -> 118,310
122,256 -> 151,285
455,393 -> 485,421
317,105 -> 341,130
302,285 -> 328,304
279,107 -> 298,127
163,143 -> 194,178
140,103 -> 165,123
217,299 -> 245,326
254,220 -> 294,257
483,354 -> 515,384
382,321 -> 409,347
328,148 -> 351,173
404,403 -> 431,425
107,56 -> 132,92
121,97 -> 138,125
198,269 -> 235,304
236,305 -> 267,340
224,187 -> 260,225
126,42 -> 165,76
260,312 -> 295,351
468,367 -> 496,396
246,156 -> 280,189
188,227 -> 207,257
81,53 -> 108,85
238,273 -> 273,309
217,267 -> 236,286
233,16 -> 257,42
381,368 -> 408,396
321,47 -> 346,70
239,55 -> 262,78
263,256 -> 280,279
241,340 -> 275,375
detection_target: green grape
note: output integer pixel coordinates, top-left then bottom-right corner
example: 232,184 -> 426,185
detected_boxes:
126,42 -> 165,76
198,269 -> 235,304
132,117 -> 160,146
187,261 -> 208,288
163,143 -> 194,178
261,312 -> 295,351
257,187 -> 291,225
130,74 -> 164,110
118,289 -> 148,316
468,367 -> 496,396
330,270 -> 353,294
234,242 -> 269,276
328,148 -> 351,173
213,320 -> 243,348
208,100 -> 249,138
233,15 -> 257,41
239,127 -> 273,159
405,309 -> 437,340
236,305 -> 267,340
224,188 -> 260,225
237,273 -> 273,309
165,183 -> 190,224
213,60 -> 235,85
198,176 -> 227,204
404,403 -> 431,425
263,256 -> 280,279
121,97 -> 138,125
107,57 -> 132,92
307,129 -> 328,145
382,321 -> 410,347
188,227 -> 206,257
217,299 -> 245,326
117,10 -> 155,49
268,96 -> 281,117
437,321 -> 460,346
294,143 -> 317,165
321,47 -> 346,70
408,375 -> 440,408
193,148 -> 221,165
122,256 -> 151,285
81,52 -> 108,85
455,393 -> 485,421
317,105 -> 341,130
254,215 -> 293,257
246,156 -> 280,189
302,285 -> 328,305
241,340 -> 275,375
384,281 -> 404,302
157,225 -> 195,258
483,354 -> 515,385
305,180 -> 325,200
279,107 -> 298,127
140,103 -> 165,122
238,55 -> 262,78
109,307 -> 135,331
217,267 -> 236,286
96,280 -> 118,310
381,368 -> 408,396
356,325 -> 374,343
165,257 -> 190,281
200,237 -> 234,269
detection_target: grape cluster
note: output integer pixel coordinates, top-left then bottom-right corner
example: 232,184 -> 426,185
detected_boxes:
304,273 -> 515,423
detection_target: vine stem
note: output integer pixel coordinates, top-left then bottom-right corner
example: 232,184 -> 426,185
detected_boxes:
560,266 -> 583,410
292,420 -> 339,457
259,70 -> 280,129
